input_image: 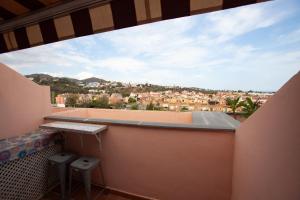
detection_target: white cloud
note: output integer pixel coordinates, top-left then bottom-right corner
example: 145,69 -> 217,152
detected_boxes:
41,72 -> 64,77
0,0 -> 298,91
278,28 -> 300,45
101,17 -> 195,57
202,2 -> 288,43
0,42 -> 77,70
73,72 -> 94,80
97,57 -> 146,72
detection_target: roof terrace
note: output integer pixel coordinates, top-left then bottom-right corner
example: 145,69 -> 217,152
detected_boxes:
0,0 -> 299,200
1,62 -> 299,200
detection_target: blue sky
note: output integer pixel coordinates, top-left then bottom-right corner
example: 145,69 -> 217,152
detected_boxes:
0,0 -> 299,91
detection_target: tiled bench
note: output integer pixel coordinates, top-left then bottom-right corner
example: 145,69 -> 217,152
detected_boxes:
0,129 -> 61,200
0,129 -> 58,164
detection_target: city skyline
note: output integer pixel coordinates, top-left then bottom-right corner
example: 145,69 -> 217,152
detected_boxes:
0,0 -> 300,91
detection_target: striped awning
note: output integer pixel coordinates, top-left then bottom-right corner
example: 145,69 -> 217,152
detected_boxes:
0,0 -> 268,54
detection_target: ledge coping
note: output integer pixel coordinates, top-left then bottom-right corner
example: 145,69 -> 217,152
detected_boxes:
45,112 -> 239,132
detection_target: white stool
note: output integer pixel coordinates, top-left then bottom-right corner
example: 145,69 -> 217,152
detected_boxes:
48,152 -> 76,199
69,157 -> 104,200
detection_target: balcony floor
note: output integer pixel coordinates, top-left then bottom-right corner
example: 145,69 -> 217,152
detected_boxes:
42,182 -> 131,200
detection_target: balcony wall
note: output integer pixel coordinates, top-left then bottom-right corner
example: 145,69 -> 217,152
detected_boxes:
51,107 -> 88,118
51,107 -> 74,113
52,108 -> 192,124
232,72 -> 300,200
87,108 -> 192,124
0,63 -> 51,139
48,108 -> 235,199
62,124 -> 234,200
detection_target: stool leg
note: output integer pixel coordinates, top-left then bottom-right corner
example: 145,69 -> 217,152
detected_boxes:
68,168 -> 73,198
97,164 -> 106,187
57,164 -> 66,200
82,171 -> 91,200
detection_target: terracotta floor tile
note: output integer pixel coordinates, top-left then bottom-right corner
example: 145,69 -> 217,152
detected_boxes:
43,181 -> 132,200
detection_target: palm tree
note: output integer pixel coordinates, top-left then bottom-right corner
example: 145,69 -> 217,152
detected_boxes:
241,97 -> 260,118
226,96 -> 243,119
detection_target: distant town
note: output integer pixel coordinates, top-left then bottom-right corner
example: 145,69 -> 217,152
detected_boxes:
26,74 -> 274,113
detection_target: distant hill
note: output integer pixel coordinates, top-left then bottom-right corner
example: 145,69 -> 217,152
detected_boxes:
25,73 -> 221,96
26,73 -> 53,82
26,74 -> 109,84
81,77 -> 108,84
26,74 -> 89,94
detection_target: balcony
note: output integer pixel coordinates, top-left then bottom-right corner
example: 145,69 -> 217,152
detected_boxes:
42,183 -> 133,200
1,63 -> 299,200
0,0 -> 299,199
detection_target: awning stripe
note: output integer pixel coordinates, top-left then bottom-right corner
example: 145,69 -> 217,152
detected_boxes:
190,0 -> 223,15
14,27 -> 30,49
70,9 -> 94,37
144,0 -> 151,20
0,0 -> 268,53
161,0 -> 190,20
39,19 -> 58,44
148,0 -> 162,20
26,24 -> 43,46
0,34 -> 8,53
111,0 -> 137,29
89,4 -> 114,32
223,0 -> 258,9
3,32 -> 18,50
134,0 -> 148,24
54,15 -> 75,40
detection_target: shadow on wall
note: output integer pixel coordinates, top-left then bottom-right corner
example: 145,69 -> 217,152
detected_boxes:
0,63 -> 51,139
232,71 -> 300,200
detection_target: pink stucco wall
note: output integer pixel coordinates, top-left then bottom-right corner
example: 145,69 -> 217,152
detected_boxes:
50,107 -> 234,199
231,72 -> 300,200
51,108 -> 88,118
62,125 -> 234,200
86,108 -> 192,123
0,63 -> 51,139
51,107 -> 74,113
51,108 -> 192,124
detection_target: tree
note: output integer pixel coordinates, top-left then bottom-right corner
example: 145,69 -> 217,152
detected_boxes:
241,97 -> 260,118
131,103 -> 138,110
146,102 -> 154,110
180,106 -> 189,112
120,90 -> 130,97
128,97 -> 137,104
65,94 -> 78,107
113,102 -> 124,109
51,91 -> 56,104
116,82 -> 123,87
90,96 -> 109,108
208,100 -> 219,105
226,96 -> 243,118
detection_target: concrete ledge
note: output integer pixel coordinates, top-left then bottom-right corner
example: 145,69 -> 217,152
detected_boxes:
45,114 -> 237,132
192,112 -> 240,129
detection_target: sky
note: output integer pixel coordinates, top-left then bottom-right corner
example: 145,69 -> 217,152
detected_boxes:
0,0 -> 300,92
